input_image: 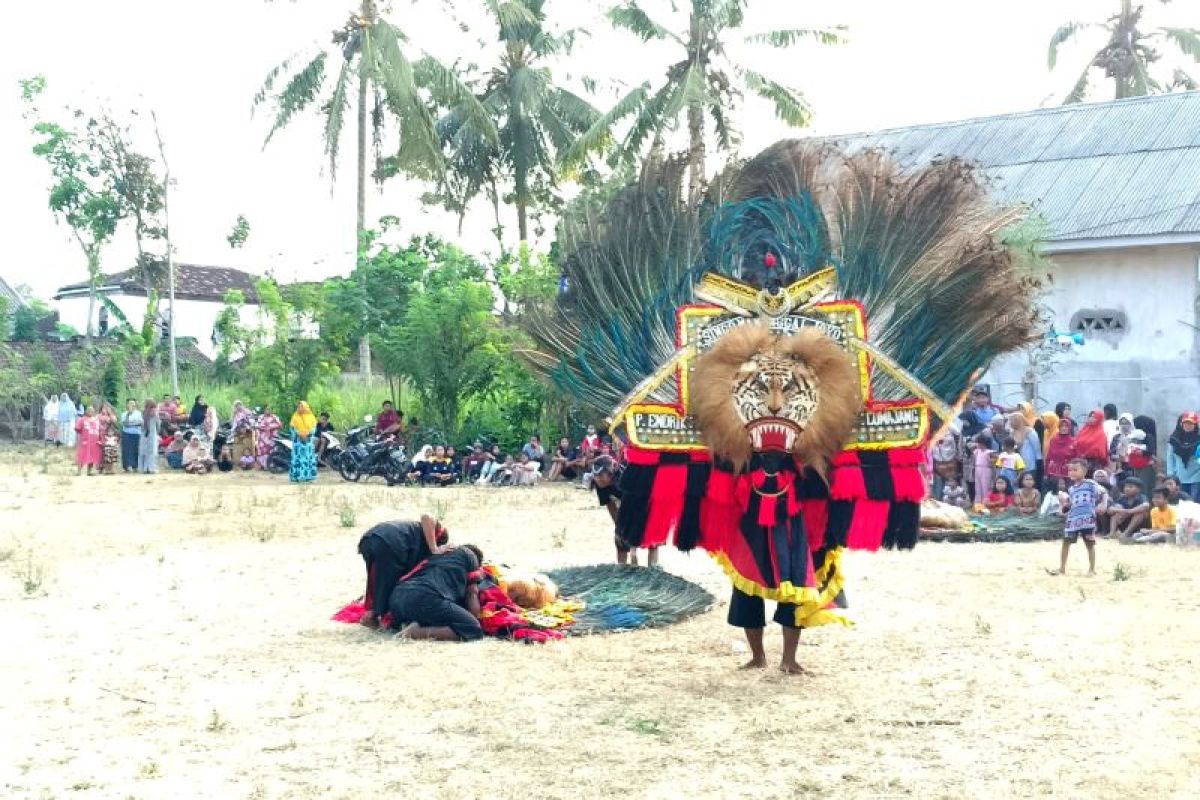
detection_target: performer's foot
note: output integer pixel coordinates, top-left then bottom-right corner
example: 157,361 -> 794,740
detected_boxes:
1044,568 -> 1062,576
779,661 -> 812,676
359,613 -> 379,629
739,658 -> 767,670
396,622 -> 418,639
1086,570 -> 1096,576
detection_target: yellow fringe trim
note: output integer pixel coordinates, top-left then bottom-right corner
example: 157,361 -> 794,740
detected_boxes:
709,548 -> 851,629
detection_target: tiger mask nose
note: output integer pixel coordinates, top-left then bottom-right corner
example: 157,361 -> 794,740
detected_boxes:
766,382 -> 785,414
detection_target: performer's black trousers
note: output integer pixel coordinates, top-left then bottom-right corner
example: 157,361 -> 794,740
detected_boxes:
359,534 -> 405,616
727,587 -> 799,629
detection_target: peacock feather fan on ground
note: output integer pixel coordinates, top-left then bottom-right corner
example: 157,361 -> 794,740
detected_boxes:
545,564 -> 715,634
522,140 -> 1042,422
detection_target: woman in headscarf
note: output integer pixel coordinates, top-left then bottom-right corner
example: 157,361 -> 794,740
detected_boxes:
256,405 -> 282,469
183,436 -> 214,474
1167,412 -> 1200,500
929,427 -> 961,501
75,405 -> 103,475
98,402 -> 120,475
1107,412 -> 1141,482
1008,411 -> 1042,489
1017,402 -> 1038,429
1075,411 -> 1110,475
1039,411 -> 1060,459
139,399 -> 160,473
202,405 -> 220,445
1131,414 -> 1158,490
1044,416 -> 1077,490
188,394 -> 209,427
289,401 -> 318,483
58,393 -> 78,447
230,400 -> 257,468
43,395 -> 60,444
1054,402 -> 1072,423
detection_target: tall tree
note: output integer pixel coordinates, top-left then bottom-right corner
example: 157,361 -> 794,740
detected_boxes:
416,0 -> 603,243
1049,0 -> 1200,103
571,0 -> 844,202
254,0 -> 494,373
21,76 -> 125,345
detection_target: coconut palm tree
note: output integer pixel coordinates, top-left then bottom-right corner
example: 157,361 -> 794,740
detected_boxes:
1049,0 -> 1200,104
413,0 -> 603,244
566,0 -> 844,203
254,0 -> 493,372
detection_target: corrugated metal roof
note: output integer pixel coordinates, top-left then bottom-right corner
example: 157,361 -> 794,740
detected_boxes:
826,91 -> 1200,243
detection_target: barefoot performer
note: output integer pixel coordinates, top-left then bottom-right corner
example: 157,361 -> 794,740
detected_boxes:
390,545 -> 485,641
357,515 -> 449,628
519,141 -> 1040,673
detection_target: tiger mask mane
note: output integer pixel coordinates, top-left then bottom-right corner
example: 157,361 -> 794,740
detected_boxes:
690,324 -> 862,474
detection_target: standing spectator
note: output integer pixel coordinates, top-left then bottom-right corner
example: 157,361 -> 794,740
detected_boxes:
1107,413 -> 1139,483
75,405 -> 102,476
58,393 -> 78,447
1009,412 -> 1041,488
231,403 -> 257,467
120,399 -> 143,473
289,401 -> 319,483
1044,416 -> 1077,490
98,403 -> 120,475
1102,404 -> 1120,448
581,425 -> 601,453
1167,412 -> 1200,499
929,428 -> 961,501
1054,402 -> 1072,423
1075,411 -> 1110,474
1131,414 -> 1158,490
994,437 -> 1025,488
139,399 -> 160,474
375,400 -> 402,437
971,434 -> 996,507
256,405 -> 282,469
43,395 -> 59,444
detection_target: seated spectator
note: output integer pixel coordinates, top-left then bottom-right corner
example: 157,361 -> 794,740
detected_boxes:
216,445 -> 235,473
314,411 -> 335,462
512,452 -> 542,486
1109,477 -> 1149,539
445,445 -> 462,482
1013,472 -> 1041,516
1039,477 -> 1069,516
1131,488 -> 1176,544
941,476 -> 969,510
1092,468 -> 1113,530
375,401 -> 403,438
477,445 -> 506,485
521,434 -> 545,465
423,446 -> 456,487
1163,476 -> 1186,506
548,437 -> 577,482
183,437 -> 214,474
165,431 -> 187,470
463,442 -> 490,481
984,476 -> 1014,514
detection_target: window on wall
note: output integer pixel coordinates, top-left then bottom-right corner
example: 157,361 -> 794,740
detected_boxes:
1069,309 -> 1127,336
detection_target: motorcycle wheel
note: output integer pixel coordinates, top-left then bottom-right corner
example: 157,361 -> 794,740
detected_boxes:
268,456 -> 289,475
338,457 -> 362,482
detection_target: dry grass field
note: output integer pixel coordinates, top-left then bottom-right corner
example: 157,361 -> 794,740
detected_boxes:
1,444 -> 1198,800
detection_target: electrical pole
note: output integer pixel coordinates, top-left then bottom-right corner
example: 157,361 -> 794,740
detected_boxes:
151,110 -> 178,397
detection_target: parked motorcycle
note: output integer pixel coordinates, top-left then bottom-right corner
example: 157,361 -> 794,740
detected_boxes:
317,429 -> 344,468
338,422 -> 407,484
266,434 -> 293,474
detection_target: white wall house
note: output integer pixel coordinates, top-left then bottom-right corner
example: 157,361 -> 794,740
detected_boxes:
53,264 -> 318,358
830,91 -> 1200,434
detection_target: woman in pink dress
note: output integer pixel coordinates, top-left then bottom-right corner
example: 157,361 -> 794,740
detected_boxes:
75,406 -> 103,475
256,405 -> 282,469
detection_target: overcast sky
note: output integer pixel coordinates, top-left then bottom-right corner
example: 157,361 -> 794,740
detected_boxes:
0,0 -> 1195,299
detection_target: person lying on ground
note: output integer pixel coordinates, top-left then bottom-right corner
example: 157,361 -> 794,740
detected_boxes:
359,514 -> 450,628
1109,477 -> 1149,539
1130,488 -> 1176,545
389,545 -> 485,642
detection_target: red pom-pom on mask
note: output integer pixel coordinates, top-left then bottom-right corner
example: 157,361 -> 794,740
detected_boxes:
763,253 -> 778,269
